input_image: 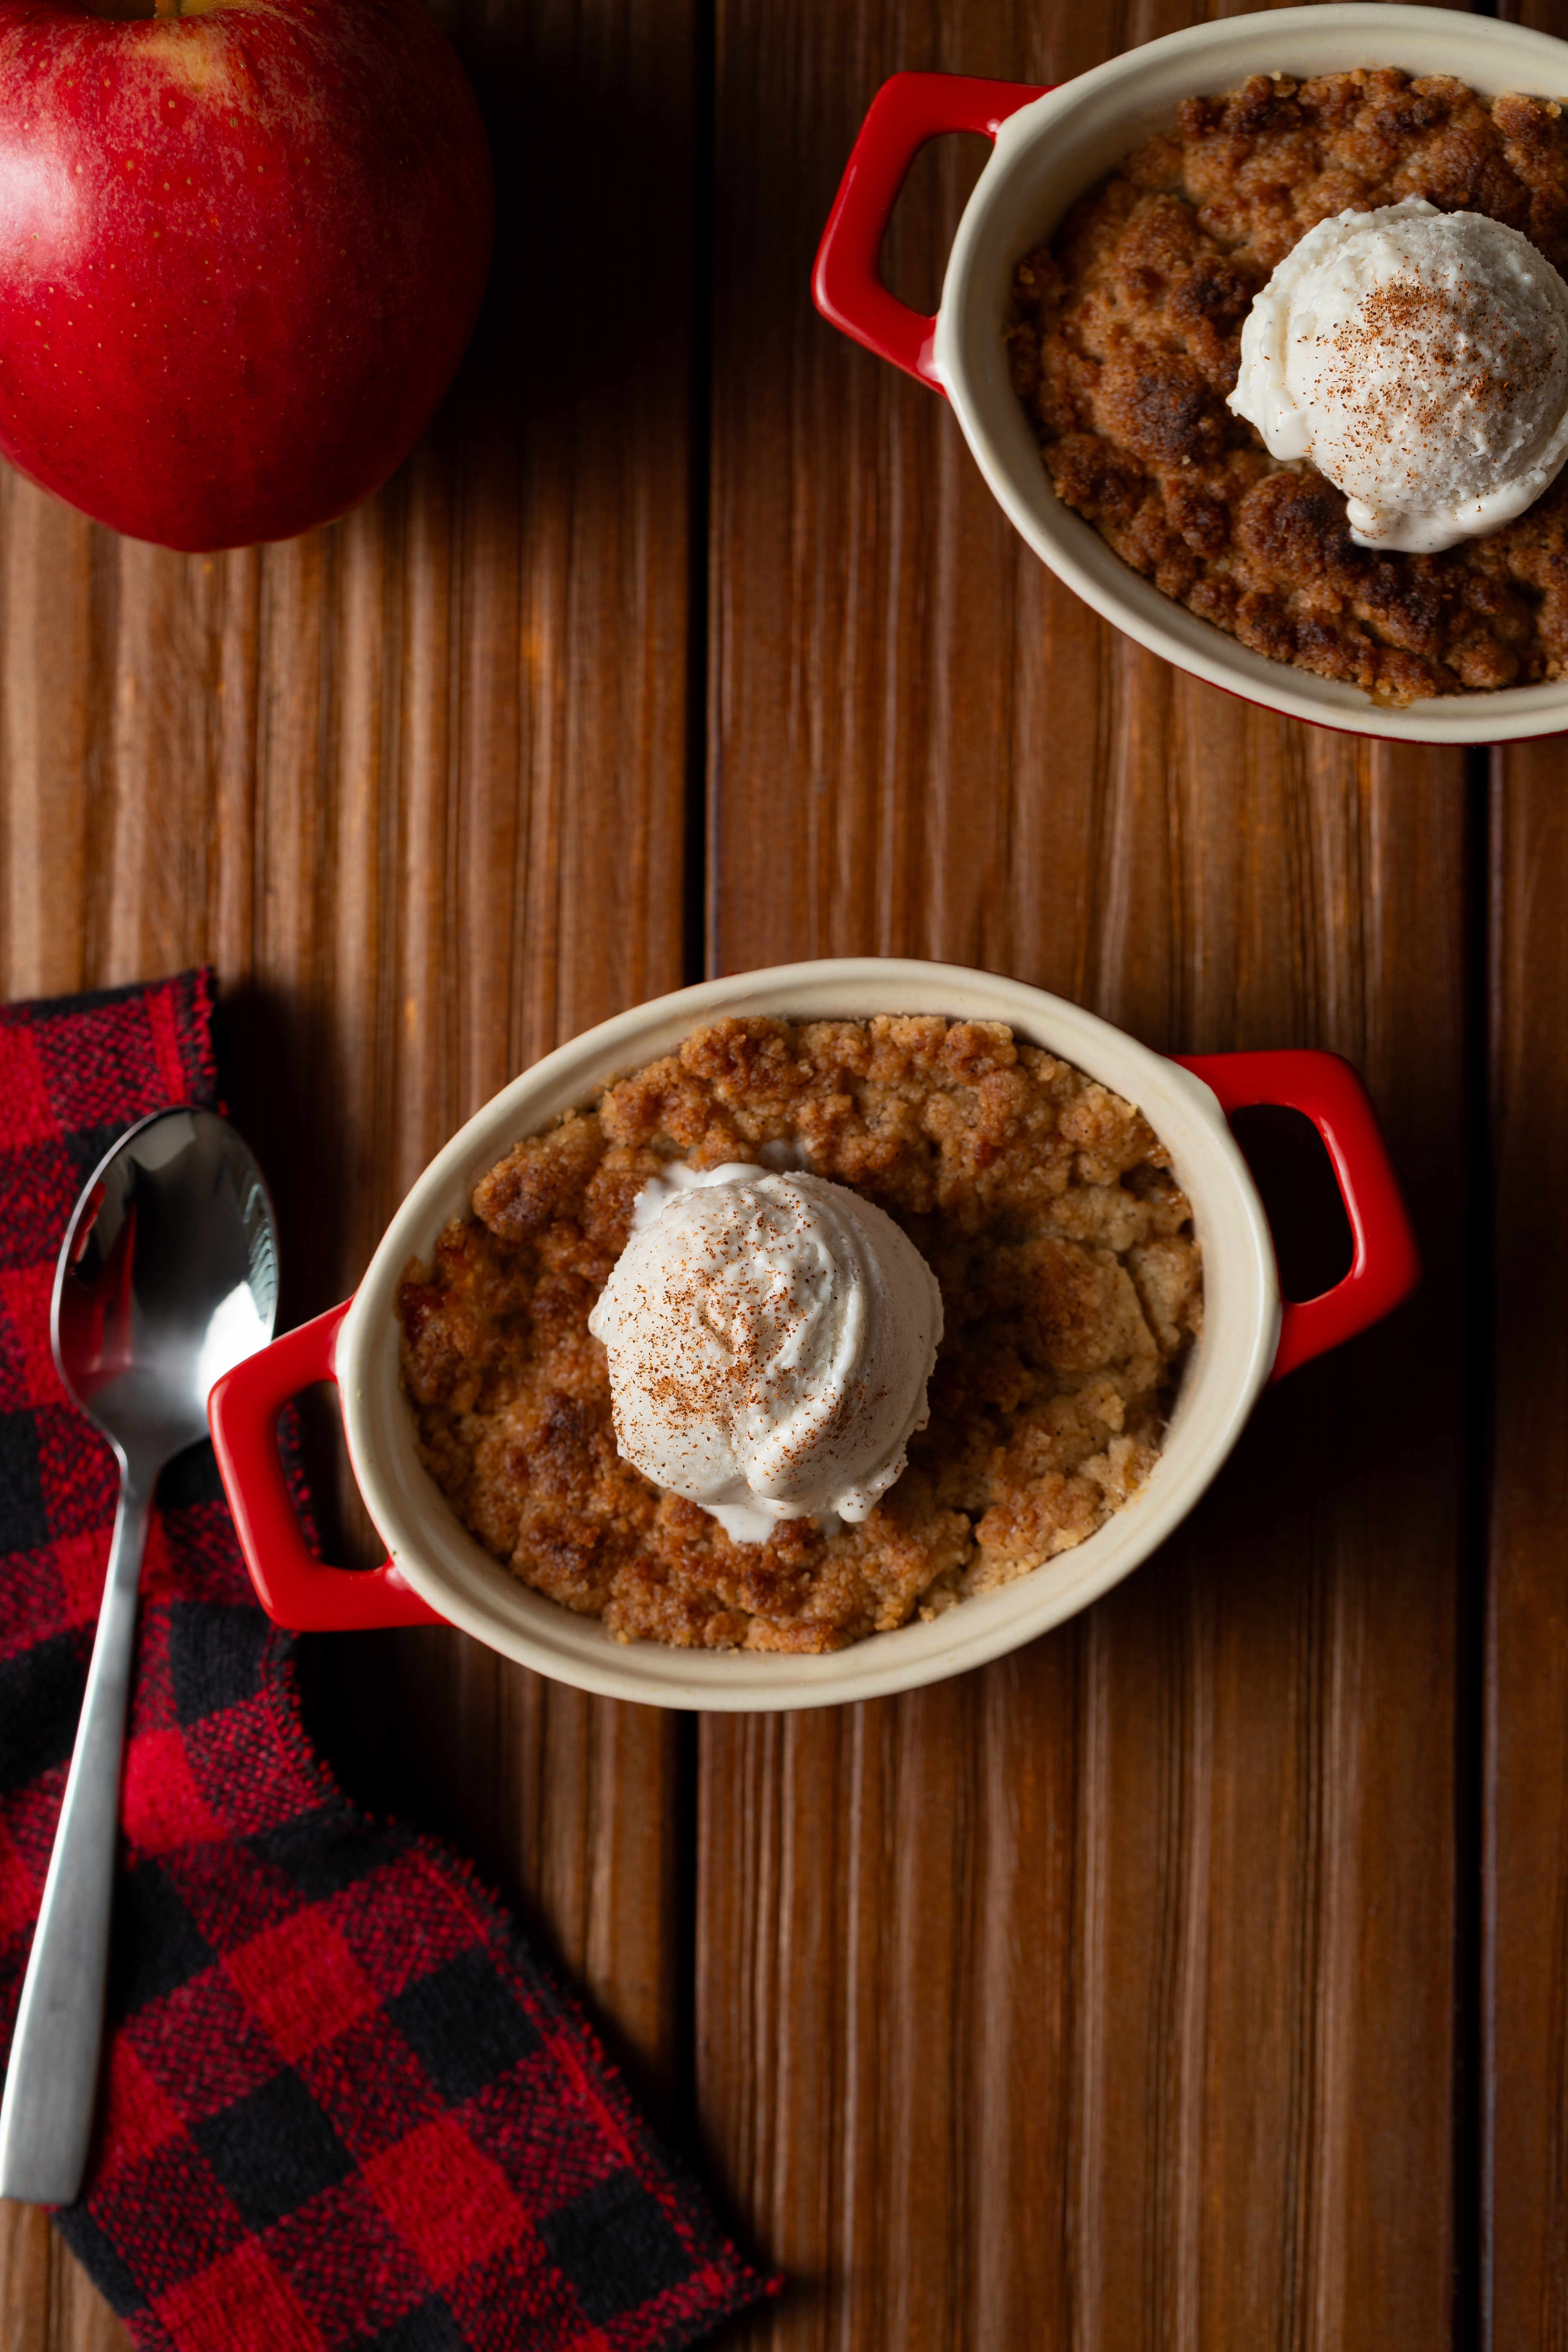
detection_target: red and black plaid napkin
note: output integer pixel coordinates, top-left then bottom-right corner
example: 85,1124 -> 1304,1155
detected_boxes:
0,971 -> 769,2352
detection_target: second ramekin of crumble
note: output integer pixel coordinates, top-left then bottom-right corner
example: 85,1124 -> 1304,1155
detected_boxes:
209,962 -> 1418,1713
814,5 -> 1568,741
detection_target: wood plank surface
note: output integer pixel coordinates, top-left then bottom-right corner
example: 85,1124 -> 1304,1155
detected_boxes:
1487,743 -> 1568,2352
700,4 -> 1471,2345
1486,10 -> 1568,2350
0,0 -> 700,2343
2,0 -> 1556,2347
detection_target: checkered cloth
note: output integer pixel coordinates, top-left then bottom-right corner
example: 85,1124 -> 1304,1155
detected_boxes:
0,972 -> 769,2352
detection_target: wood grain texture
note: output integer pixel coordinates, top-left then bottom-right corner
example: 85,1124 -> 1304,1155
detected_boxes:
700,3 -> 1469,2343
0,0 -> 1539,2345
0,0 -> 698,2340
1485,8 -> 1568,2348
0,2204 -> 125,2352
1485,746 -> 1568,2352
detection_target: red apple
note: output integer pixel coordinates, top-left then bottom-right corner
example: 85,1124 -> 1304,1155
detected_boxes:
0,0 -> 492,549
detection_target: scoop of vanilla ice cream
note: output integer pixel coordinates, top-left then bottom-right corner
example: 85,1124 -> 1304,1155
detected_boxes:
1228,199 -> 1568,552
586,1162 -> 943,1545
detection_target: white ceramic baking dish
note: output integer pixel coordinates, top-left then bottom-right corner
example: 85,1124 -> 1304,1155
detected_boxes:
813,4 -> 1568,743
210,960 -> 1417,1712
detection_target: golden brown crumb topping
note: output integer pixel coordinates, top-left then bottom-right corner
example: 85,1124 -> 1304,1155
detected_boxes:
1008,70 -> 1568,704
397,1016 -> 1203,1652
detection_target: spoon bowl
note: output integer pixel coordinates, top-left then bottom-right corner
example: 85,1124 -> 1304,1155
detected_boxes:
54,1108 -> 279,1465
0,1107 -> 278,2206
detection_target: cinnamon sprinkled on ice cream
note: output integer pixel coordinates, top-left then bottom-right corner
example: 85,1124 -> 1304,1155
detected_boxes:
1229,198 -> 1568,552
587,1163 -> 943,1543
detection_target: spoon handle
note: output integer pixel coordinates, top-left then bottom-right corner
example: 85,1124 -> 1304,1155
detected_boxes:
0,1459 -> 155,2204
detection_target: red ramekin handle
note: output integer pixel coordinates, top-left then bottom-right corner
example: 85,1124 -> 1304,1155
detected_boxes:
1171,1051 -> 1421,1383
813,70 -> 1049,390
208,1299 -> 446,1631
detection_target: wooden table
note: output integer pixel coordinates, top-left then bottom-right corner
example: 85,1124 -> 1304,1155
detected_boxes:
3,0 -> 1566,2342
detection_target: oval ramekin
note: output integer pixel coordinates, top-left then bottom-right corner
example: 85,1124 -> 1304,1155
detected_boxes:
814,5 -> 1568,744
209,960 -> 1418,1712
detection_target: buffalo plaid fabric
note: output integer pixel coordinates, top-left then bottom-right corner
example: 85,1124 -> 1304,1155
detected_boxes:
0,972 -> 769,2352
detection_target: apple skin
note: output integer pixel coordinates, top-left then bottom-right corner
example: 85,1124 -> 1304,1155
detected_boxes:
0,0 -> 493,549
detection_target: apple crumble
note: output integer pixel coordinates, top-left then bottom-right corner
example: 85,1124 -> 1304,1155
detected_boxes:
397,1016 -> 1202,1652
1008,70 -> 1568,703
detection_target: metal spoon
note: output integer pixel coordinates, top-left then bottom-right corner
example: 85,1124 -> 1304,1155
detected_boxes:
0,1109 -> 278,2205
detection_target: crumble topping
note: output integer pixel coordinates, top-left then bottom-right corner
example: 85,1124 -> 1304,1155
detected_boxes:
397,1015 -> 1203,1652
1008,70 -> 1568,703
